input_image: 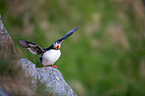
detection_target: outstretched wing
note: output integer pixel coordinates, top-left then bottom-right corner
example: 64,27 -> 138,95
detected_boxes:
58,27 -> 78,42
18,39 -> 45,55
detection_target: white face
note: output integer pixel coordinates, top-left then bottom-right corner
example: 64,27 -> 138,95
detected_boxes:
52,41 -> 61,50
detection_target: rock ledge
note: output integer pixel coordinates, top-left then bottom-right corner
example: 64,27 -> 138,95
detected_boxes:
18,58 -> 77,96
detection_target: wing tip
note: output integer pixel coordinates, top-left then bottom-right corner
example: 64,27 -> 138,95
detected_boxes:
18,39 -> 28,48
73,27 -> 79,31
18,39 -> 25,43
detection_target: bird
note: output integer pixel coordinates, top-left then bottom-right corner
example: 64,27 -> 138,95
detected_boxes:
18,28 -> 78,68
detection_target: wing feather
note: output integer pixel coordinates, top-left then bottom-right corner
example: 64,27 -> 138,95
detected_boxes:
58,27 -> 78,42
18,39 -> 45,55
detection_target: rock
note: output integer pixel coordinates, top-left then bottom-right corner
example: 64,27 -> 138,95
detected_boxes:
0,14 -> 33,96
0,87 -> 10,96
18,58 -> 77,96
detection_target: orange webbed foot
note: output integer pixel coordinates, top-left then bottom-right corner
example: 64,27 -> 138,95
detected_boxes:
51,65 -> 57,68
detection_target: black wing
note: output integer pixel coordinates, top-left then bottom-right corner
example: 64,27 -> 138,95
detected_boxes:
58,27 -> 78,42
18,39 -> 45,55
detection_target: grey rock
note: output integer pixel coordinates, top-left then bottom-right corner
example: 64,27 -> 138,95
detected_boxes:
0,87 -> 10,96
18,58 -> 77,96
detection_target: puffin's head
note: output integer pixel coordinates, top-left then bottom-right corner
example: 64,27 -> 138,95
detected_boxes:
52,41 -> 61,50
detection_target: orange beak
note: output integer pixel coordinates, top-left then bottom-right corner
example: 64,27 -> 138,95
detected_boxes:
57,45 -> 59,50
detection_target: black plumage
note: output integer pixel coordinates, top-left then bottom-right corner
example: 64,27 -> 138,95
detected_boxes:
18,27 -> 78,55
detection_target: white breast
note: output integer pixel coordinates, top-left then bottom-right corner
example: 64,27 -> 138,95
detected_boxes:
42,49 -> 61,66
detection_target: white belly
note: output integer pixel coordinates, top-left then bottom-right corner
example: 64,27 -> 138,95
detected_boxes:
42,49 -> 61,66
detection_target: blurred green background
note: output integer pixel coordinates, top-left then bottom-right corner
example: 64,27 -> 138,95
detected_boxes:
0,0 -> 145,95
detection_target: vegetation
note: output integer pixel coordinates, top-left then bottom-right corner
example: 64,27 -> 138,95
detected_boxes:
0,0 -> 145,95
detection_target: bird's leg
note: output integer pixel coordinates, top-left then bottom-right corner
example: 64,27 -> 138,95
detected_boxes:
51,65 -> 57,68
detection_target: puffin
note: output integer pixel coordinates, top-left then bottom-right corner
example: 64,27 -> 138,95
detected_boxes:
18,28 -> 78,68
